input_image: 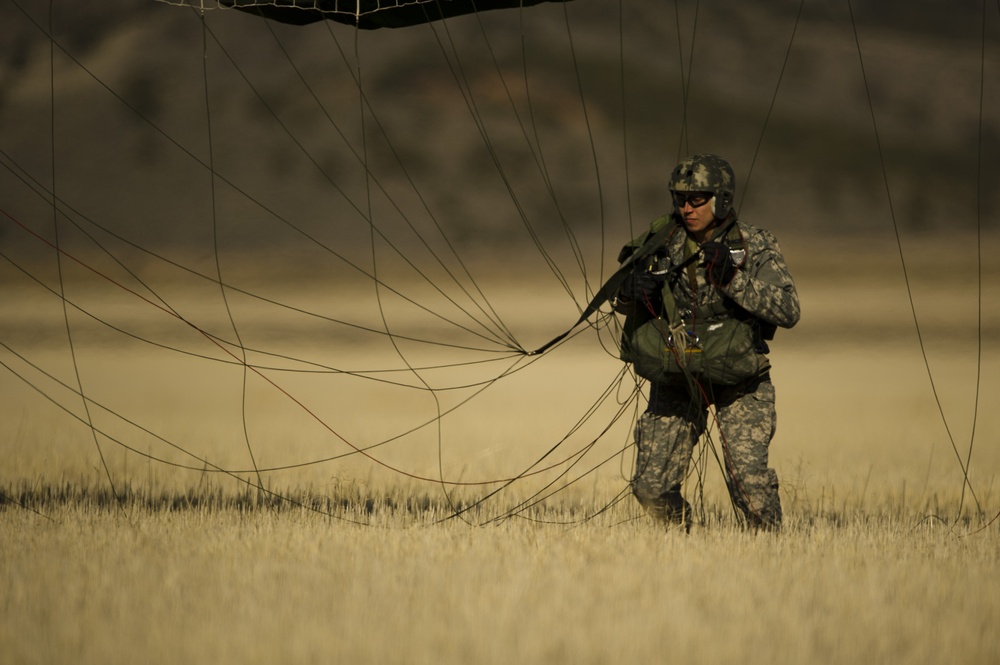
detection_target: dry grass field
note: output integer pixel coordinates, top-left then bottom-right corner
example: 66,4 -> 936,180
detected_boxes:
2,235 -> 999,664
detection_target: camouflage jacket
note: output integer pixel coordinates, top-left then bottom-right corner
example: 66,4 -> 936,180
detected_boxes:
618,213 -> 800,338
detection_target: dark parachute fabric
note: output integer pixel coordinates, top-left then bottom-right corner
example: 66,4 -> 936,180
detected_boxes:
222,0 -> 572,29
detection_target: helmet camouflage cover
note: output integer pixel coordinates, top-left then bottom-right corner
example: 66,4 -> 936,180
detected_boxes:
669,154 -> 736,219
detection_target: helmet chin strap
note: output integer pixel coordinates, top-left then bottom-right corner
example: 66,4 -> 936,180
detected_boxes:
703,217 -> 721,242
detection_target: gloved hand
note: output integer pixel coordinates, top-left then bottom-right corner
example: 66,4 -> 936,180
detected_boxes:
701,242 -> 736,288
619,269 -> 663,307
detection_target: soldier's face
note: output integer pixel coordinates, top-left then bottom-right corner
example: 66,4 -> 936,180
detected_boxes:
674,192 -> 716,242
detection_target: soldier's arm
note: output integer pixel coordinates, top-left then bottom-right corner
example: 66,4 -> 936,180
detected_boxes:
723,230 -> 800,328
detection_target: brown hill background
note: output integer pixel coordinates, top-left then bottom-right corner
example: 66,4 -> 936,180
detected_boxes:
2,0 -> 997,268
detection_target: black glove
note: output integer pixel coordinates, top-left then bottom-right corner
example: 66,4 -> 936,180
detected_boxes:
701,242 -> 736,288
619,269 -> 663,307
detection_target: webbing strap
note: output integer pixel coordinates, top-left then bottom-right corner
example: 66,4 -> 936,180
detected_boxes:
525,222 -> 675,355
525,215 -> 739,356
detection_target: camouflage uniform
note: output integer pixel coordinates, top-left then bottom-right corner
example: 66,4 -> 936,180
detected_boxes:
625,216 -> 800,530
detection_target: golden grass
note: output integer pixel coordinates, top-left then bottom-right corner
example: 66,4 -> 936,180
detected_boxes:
2,501 -> 998,665
2,237 -> 1000,664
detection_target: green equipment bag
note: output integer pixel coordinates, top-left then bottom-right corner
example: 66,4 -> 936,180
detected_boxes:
621,313 -> 768,385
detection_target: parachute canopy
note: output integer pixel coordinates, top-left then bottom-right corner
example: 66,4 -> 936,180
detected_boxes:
221,0 -> 573,28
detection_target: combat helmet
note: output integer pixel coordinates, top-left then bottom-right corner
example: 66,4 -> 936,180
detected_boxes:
669,154 -> 736,220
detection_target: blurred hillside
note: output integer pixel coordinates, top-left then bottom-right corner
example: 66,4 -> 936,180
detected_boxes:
1,0 -> 997,263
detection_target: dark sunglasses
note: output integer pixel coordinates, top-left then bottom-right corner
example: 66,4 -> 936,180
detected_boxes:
672,192 -> 713,208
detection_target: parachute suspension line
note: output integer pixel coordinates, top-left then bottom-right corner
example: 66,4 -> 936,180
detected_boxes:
2,325 -> 579,493
192,12 -> 558,360
0,336 -> 375,524
959,0 -> 990,521
671,354 -> 760,526
492,440 -> 629,526
560,2 -> 604,298
738,0 -> 806,213
429,326 -> 629,521
503,355 -> 644,526
18,8 -> 293,509
199,10 -> 268,502
115,14 -> 513,364
419,11 -> 577,309
469,2 -> 590,298
618,0 -> 636,244
0,161 -> 199,344
319,23 -> 522,351
439,363 -> 639,526
513,1 -> 613,327
491,2 -> 589,286
28,6 -> 507,354
7,5 -> 285,364
846,0 -> 983,518
44,0 -> 125,515
204,19 -> 518,352
494,405 -> 643,527
144,12 -> 521,356
672,0 -> 699,162
1,172 -> 515,372
267,25 -> 520,352
0,239 -> 531,485
11,10 -> 382,511
515,3 -> 581,255
3,163 -> 522,386
0,204 -> 534,489
3,14 -> 549,508
348,20 -> 464,524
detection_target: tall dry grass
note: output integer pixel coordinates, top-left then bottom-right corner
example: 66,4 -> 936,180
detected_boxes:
2,498 -> 998,665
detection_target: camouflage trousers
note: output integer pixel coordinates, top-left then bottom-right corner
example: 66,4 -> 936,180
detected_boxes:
631,375 -> 782,530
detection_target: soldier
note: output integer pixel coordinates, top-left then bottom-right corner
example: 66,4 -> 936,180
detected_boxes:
614,154 -> 800,530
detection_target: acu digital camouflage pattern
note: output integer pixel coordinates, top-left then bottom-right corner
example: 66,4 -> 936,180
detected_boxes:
632,377 -> 782,530
624,210 -> 799,530
664,218 -> 801,332
629,215 -> 800,346
669,154 -> 736,218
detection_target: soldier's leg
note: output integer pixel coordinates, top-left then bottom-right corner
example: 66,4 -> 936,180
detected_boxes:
631,384 -> 704,528
715,377 -> 782,529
